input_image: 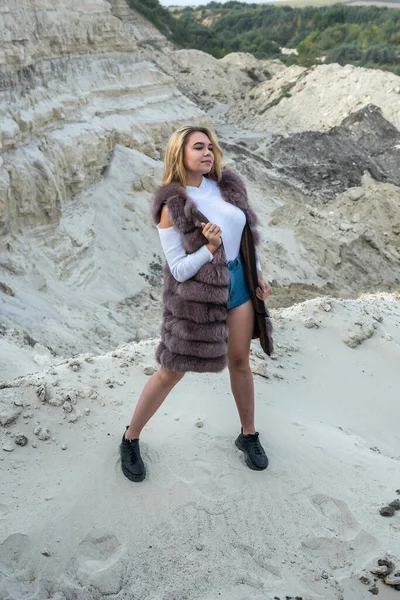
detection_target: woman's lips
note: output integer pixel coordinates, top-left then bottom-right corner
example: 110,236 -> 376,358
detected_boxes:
201,160 -> 212,164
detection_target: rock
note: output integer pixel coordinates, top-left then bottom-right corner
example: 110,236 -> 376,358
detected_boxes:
143,365 -> 157,376
69,415 -> 78,423
251,362 -> 269,378
61,444 -> 67,450
343,326 -> 374,348
195,420 -> 204,428
36,383 -> 47,403
321,570 -> 329,580
195,544 -> 204,551
348,188 -> 364,201
380,505 -> 395,517
41,549 -> 50,557
359,575 -> 370,585
2,445 -> 14,452
378,558 -> 394,570
370,565 -> 389,577
303,317 -> 319,329
33,424 -> 42,436
48,393 -> 64,407
0,390 -> 23,426
388,499 -> 400,510
0,282 -> 14,296
68,359 -> 81,371
14,435 -> 28,447
63,401 -> 73,413
34,425 -> 51,441
368,584 -> 379,595
339,222 -> 352,232
385,575 -> 400,587
150,290 -> 161,302
38,428 -> 51,441
84,408 -> 90,415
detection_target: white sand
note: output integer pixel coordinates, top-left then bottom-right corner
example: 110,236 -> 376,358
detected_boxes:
1,294 -> 399,599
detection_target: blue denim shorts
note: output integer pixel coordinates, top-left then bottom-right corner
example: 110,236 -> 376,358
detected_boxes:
227,254 -> 251,311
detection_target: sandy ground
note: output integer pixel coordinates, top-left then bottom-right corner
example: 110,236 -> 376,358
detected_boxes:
1,294 -> 399,599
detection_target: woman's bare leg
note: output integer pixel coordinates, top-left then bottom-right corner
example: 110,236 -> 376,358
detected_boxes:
227,300 -> 255,434
125,368 -> 184,439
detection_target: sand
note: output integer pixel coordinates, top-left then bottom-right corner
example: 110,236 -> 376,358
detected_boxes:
1,294 -> 399,599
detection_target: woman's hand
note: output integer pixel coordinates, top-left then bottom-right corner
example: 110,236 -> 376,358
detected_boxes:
256,271 -> 272,301
201,222 -> 222,252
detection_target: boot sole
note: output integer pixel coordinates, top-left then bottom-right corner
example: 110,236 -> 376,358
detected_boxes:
121,460 -> 146,482
121,463 -> 146,482
235,439 -> 268,471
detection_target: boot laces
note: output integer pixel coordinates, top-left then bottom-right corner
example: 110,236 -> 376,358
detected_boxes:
248,433 -> 263,454
126,438 -> 139,460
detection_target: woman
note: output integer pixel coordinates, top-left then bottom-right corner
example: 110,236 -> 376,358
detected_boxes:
120,125 -> 273,482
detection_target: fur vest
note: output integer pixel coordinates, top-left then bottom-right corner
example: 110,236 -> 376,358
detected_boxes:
151,167 -> 273,373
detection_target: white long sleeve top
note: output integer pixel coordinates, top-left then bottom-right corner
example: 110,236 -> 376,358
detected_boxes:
157,176 -> 261,283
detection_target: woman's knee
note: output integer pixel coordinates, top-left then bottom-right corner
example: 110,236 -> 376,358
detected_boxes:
228,354 -> 250,372
158,367 -> 185,386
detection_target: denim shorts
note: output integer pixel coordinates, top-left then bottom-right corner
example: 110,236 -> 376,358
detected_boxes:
227,253 -> 251,311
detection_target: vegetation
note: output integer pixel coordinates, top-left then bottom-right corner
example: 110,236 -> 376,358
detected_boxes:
126,0 -> 400,75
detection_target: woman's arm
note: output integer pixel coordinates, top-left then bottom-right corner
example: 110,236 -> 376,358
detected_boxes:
158,205 -> 220,283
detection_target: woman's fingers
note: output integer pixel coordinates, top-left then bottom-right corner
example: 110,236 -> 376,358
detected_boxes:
256,283 -> 272,300
203,223 -> 221,239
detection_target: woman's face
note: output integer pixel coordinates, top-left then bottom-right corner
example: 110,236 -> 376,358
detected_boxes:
183,131 -> 214,176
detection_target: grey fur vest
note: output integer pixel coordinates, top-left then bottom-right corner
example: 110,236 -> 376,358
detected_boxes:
151,167 -> 270,373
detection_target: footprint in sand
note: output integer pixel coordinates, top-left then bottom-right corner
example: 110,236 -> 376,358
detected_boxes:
302,494 -> 379,571
149,502 -> 201,549
140,442 -> 161,465
0,533 -> 36,600
194,472 -> 245,502
0,533 -> 32,579
232,541 -> 282,581
0,504 -> 10,519
67,531 -> 125,596
311,494 -> 361,540
291,422 -> 308,432
145,431 -> 263,495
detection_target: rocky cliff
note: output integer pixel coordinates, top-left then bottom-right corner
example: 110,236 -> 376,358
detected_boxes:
0,0 -> 399,379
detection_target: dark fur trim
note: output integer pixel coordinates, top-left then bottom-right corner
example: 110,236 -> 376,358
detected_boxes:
193,263 -> 230,286
164,315 -> 227,343
156,342 -> 227,373
162,329 -> 227,360
164,296 -> 227,324
177,280 -> 229,304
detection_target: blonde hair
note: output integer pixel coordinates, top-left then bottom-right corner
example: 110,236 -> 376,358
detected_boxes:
161,125 -> 223,186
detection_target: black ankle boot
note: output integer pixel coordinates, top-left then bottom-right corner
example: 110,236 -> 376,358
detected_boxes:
120,428 -> 146,482
235,429 -> 268,471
